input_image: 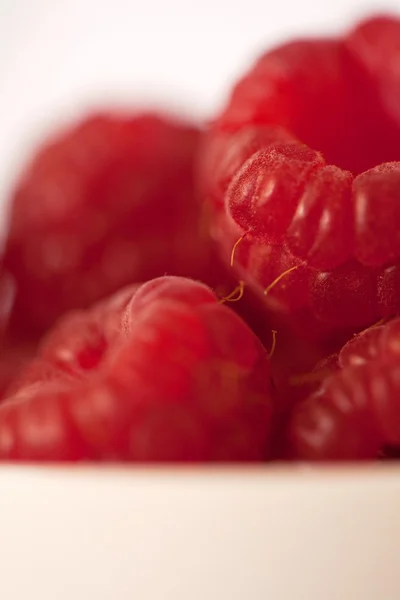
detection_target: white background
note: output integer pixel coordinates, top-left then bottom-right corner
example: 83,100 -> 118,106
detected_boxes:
0,0 -> 398,207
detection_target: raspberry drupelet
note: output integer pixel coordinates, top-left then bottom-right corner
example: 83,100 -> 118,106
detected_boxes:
199,15 -> 400,338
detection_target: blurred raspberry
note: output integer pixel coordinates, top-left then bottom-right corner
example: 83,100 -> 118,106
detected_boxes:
0,276 -> 273,462
5,112 -> 221,334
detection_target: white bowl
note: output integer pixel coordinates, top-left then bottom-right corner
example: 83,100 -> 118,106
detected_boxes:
0,464 -> 399,600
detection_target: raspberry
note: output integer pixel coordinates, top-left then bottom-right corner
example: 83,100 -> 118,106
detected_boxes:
287,318 -> 400,460
4,112 -> 219,334
0,277 -> 273,462
199,16 -> 400,336
346,15 -> 400,128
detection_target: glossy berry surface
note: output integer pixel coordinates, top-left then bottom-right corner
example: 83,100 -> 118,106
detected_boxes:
0,277 -> 273,462
4,113 -> 217,334
200,15 -> 400,336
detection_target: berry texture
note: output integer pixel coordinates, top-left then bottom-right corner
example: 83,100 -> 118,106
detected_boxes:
0,277 -> 273,462
200,16 -> 400,337
4,112 -> 218,334
287,318 -> 400,460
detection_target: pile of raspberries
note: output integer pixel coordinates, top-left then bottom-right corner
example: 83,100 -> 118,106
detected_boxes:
1,14 -> 400,462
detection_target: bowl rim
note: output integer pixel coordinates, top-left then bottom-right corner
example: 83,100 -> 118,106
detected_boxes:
0,461 -> 399,480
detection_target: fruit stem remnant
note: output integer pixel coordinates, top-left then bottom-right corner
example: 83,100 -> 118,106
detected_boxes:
264,265 -> 300,296
218,280 -> 245,304
230,232 -> 248,267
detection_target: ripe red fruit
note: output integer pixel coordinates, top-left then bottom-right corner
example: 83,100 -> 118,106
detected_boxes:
345,15 -> 400,128
4,112 -> 219,334
199,15 -> 400,336
0,277 -> 273,462
287,318 -> 400,460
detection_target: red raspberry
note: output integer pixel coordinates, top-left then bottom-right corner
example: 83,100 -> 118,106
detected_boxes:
200,16 -> 400,337
0,277 -> 273,462
4,112 -> 220,334
287,318 -> 400,460
346,15 -> 400,128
